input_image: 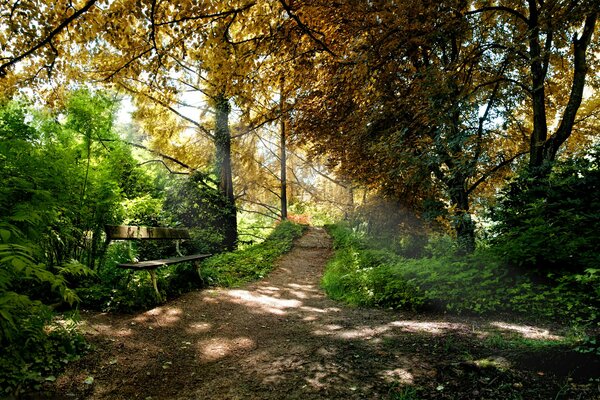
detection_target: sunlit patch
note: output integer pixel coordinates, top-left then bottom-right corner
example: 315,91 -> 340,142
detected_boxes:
202,296 -> 219,304
287,283 -> 318,291
389,321 -> 466,334
113,328 -> 133,337
260,286 -> 281,292
323,324 -> 343,331
225,290 -> 302,315
380,368 -> 414,384
288,289 -> 309,299
187,322 -> 212,333
474,356 -> 511,371
305,371 -> 330,389
299,306 -> 330,313
490,322 -> 563,340
87,323 -> 115,335
197,337 -> 255,361
320,324 -> 391,340
135,307 -> 182,325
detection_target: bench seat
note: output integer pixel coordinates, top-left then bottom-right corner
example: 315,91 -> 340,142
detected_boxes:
117,254 -> 212,269
105,225 -> 213,299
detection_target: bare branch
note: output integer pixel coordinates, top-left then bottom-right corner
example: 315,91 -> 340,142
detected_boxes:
118,79 -> 215,139
239,208 -> 279,220
465,6 -> 529,25
155,3 -> 256,27
138,159 -> 190,175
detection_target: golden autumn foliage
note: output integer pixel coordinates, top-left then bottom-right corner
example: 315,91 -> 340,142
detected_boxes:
1,0 -> 598,246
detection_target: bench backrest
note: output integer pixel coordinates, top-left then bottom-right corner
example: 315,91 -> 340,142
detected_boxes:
105,225 -> 190,241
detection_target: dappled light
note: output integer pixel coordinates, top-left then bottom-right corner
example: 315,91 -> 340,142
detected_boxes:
225,289 -> 303,315
2,0 -> 598,397
380,368 -> 415,384
197,337 -> 256,362
134,307 -> 183,326
489,322 -> 564,341
186,322 -> 212,334
86,322 -> 135,338
389,321 -> 468,335
39,228 -> 597,399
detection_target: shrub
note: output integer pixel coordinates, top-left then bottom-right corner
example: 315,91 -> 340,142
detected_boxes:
0,310 -> 87,397
490,147 -> 600,273
323,223 -> 598,324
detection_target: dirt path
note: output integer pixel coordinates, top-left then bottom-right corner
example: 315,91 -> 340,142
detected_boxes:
48,227 -> 598,400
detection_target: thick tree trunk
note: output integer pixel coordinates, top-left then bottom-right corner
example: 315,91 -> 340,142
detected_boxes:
214,94 -> 237,250
448,179 -> 475,254
527,0 -> 549,172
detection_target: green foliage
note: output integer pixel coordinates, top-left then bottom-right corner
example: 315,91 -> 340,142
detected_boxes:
201,221 -> 305,287
76,222 -> 304,311
164,172 -> 230,254
490,148 -> 600,273
0,311 -> 87,397
0,221 -> 89,396
323,223 -> 599,325
0,93 -> 153,396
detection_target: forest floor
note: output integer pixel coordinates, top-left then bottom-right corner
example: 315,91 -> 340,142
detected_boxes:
39,227 -> 598,399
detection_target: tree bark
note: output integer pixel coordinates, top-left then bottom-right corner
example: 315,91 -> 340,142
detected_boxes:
542,11 -> 597,164
280,78 -> 288,220
448,177 -> 475,254
528,5 -> 597,173
214,94 -> 237,250
527,0 -> 549,172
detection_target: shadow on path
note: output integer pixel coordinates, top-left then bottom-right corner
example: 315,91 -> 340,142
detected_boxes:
47,228 -> 591,400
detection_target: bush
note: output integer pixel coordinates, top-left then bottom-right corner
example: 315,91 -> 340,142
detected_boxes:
323,223 -> 599,324
0,308 -> 87,397
490,147 -> 600,273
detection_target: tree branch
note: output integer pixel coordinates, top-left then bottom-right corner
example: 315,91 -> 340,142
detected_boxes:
137,159 -> 190,175
465,6 -> 529,25
467,151 -> 528,195
278,0 -> 337,57
117,79 -> 215,139
0,0 -> 98,77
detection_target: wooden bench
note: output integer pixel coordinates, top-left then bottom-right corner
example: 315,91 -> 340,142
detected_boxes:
105,225 -> 212,299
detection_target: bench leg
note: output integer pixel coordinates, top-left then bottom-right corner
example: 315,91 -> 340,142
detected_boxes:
148,269 -> 161,300
194,261 -> 203,284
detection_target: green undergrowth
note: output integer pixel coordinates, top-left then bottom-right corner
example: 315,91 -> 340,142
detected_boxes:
201,221 -> 306,287
0,310 -> 87,397
78,221 -> 306,312
323,223 -> 599,329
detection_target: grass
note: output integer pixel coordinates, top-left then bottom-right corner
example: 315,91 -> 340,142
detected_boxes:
77,221 -> 306,312
322,223 -> 599,327
200,221 -> 306,287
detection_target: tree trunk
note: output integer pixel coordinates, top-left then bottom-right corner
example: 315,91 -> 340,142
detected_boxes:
527,0 -> 549,172
214,94 -> 237,250
542,12 -> 597,165
280,77 -> 288,220
448,178 -> 475,254
527,6 -> 597,174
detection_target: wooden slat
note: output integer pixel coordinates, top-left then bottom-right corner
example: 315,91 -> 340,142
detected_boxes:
105,225 -> 191,240
117,254 -> 212,270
